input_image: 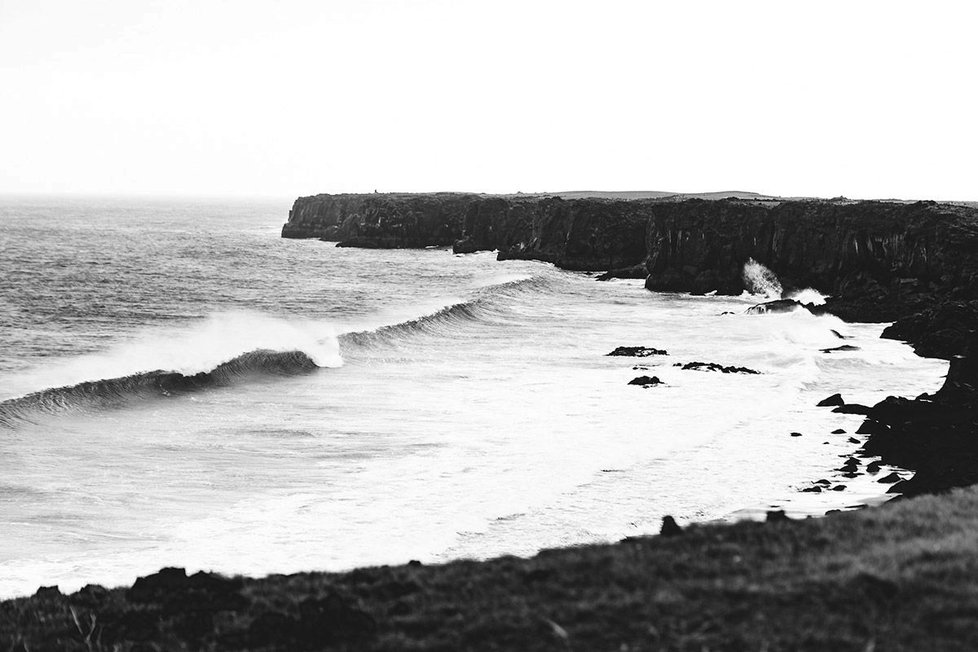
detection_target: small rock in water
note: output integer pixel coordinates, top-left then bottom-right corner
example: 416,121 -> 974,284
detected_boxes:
660,515 -> 683,537
607,346 -> 668,357
866,461 -> 882,474
801,486 -> 822,493
817,393 -> 845,407
790,432 -> 803,437
832,484 -> 847,491
815,479 -> 832,486
746,299 -> 809,315
842,471 -> 860,478
680,361 -> 761,374
766,510 -> 790,522
632,365 -> 650,370
878,472 -> 903,484
848,437 -> 861,444
628,375 -> 662,387
832,428 -> 847,434
821,344 -> 861,353
830,329 -> 853,339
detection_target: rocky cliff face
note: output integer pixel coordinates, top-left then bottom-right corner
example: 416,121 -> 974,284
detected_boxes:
640,199 -> 978,321
283,193 -> 978,322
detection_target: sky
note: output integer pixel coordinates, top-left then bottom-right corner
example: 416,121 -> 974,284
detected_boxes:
1,0 -> 975,200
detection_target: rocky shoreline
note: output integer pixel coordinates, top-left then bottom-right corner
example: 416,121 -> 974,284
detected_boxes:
4,192 -> 978,649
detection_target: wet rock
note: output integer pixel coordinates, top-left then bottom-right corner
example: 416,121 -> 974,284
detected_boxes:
866,461 -> 882,474
766,510 -> 790,522
746,299 -> 811,315
832,404 -> 872,415
817,393 -> 845,407
832,428 -> 847,434
127,567 -> 248,614
832,485 -> 847,491
680,361 -> 760,374
790,432 -> 803,437
848,437 -> 861,444
882,300 -> 978,360
660,515 -> 683,537
815,479 -> 832,486
801,486 -> 822,493
842,472 -> 860,478
878,472 -> 904,484
608,346 -> 668,357
628,375 -> 662,387
821,345 -> 861,353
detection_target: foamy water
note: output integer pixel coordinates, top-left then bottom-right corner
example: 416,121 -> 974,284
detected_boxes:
0,196 -> 948,597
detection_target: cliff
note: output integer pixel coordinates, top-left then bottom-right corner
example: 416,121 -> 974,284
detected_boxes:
283,193 -> 978,322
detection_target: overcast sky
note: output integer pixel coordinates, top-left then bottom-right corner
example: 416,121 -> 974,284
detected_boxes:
1,1 -> 975,200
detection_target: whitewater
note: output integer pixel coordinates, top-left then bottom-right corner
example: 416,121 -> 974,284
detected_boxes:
0,196 -> 948,598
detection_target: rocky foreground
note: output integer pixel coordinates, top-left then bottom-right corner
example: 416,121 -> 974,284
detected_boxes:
5,192 -> 978,650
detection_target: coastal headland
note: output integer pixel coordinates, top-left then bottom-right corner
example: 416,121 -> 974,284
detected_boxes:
6,191 -> 978,650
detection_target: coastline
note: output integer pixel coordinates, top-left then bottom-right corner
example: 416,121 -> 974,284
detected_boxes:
5,192 -> 978,649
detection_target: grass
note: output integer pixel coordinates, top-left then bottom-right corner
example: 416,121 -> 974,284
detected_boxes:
5,488 -> 978,650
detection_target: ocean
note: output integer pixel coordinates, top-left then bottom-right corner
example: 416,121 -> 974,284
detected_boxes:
0,195 -> 948,598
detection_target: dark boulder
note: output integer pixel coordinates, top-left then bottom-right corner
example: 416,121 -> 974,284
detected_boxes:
746,299 -> 809,315
821,345 -> 860,353
628,375 -> 662,387
832,404 -> 872,415
818,393 -> 845,407
877,472 -> 904,484
608,346 -> 668,357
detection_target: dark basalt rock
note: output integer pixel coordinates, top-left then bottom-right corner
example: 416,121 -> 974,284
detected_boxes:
608,346 -> 668,357
679,361 -> 761,374
660,515 -> 683,537
790,432 -> 802,437
833,404 -> 872,415
628,375 -> 662,387
746,299 -> 811,315
857,348 -> 978,495
832,485 -> 847,491
766,510 -> 790,522
821,345 -> 861,353
832,428 -> 847,434
882,300 -> 978,360
878,472 -> 904,484
127,567 -> 248,613
866,461 -> 882,474
801,486 -> 822,493
818,393 -> 845,407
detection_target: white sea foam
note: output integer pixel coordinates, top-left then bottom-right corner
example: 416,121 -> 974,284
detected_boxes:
742,257 -> 783,298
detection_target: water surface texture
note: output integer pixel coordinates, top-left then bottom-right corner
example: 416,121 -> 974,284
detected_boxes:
0,196 -> 947,597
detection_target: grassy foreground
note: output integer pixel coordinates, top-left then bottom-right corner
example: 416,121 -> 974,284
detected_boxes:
5,489 -> 978,651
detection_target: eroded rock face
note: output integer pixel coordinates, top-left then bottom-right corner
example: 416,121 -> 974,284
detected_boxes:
882,300 -> 978,360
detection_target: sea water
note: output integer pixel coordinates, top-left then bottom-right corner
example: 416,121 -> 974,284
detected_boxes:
0,196 -> 948,597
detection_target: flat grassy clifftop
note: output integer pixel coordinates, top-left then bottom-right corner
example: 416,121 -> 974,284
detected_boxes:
5,487 -> 978,651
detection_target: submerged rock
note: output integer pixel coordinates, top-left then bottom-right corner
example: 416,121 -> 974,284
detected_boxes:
821,345 -> 861,353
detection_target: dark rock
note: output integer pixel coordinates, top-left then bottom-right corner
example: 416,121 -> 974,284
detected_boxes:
878,472 -> 904,484
746,299 -> 809,315
832,428 -> 847,434
628,375 -> 662,387
815,479 -> 832,486
127,567 -> 248,614
608,346 -> 668,357
632,365 -> 650,370
660,515 -> 683,537
801,486 -> 822,493
832,404 -> 872,415
820,345 -> 861,353
866,461 -> 882,474
790,432 -> 803,437
33,586 -> 62,600
848,437 -> 861,444
842,472 -> 860,479
680,361 -> 760,374
766,510 -> 790,522
71,584 -> 110,609
882,300 -> 978,360
832,485 -> 847,491
817,393 -> 845,407
830,329 -> 852,339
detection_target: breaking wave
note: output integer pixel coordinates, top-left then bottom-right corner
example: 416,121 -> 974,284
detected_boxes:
0,349 -> 320,427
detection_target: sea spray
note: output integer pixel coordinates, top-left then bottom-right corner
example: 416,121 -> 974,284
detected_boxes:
742,258 -> 783,298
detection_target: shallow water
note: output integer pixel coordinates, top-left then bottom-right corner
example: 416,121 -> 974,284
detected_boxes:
0,196 -> 947,597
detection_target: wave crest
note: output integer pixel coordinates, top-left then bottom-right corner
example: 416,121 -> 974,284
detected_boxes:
0,349 -> 319,428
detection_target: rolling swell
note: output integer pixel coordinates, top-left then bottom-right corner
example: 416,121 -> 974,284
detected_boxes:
340,274 -> 552,348
0,349 -> 320,427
